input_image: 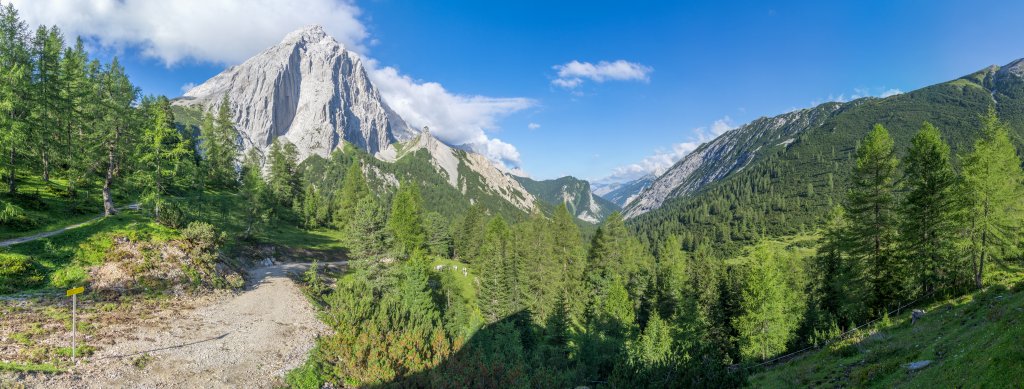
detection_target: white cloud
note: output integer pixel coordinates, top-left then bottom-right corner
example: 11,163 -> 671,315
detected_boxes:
599,116 -> 732,183
367,63 -> 535,168
552,60 -> 652,89
528,123 -> 541,130
10,0 -> 368,65
710,116 -> 735,136
880,88 -> 902,98
811,87 -> 904,106
180,82 -> 196,94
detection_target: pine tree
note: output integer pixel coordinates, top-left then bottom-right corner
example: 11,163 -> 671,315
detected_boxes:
387,181 -> 426,256
845,124 -> 901,313
899,122 -> 959,295
962,109 -> 1024,289
346,195 -> 390,261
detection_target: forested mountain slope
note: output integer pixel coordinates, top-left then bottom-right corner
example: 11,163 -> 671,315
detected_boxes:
514,175 -> 618,223
628,59 -> 1024,254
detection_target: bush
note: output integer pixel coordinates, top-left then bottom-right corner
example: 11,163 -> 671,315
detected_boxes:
181,221 -> 222,254
0,200 -> 36,229
0,253 -> 45,293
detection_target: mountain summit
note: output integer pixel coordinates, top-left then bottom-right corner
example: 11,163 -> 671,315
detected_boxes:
174,25 -> 417,160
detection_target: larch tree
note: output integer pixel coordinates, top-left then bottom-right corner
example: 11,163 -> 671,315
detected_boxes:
961,108 -> 1024,289
267,138 -> 301,207
332,160 -> 369,231
899,122 -> 959,294
200,94 -> 239,189
0,3 -> 30,194
845,124 -> 901,313
95,58 -> 138,216
387,181 -> 426,257
736,246 -> 798,361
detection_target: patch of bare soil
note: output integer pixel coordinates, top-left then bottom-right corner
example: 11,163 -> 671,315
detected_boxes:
3,262 -> 339,388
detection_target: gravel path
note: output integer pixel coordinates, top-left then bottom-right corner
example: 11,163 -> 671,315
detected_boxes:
27,261 -> 340,388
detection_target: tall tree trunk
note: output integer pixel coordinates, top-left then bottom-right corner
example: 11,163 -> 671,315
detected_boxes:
41,149 -> 49,183
976,230 -> 987,289
102,145 -> 116,216
7,143 -> 15,194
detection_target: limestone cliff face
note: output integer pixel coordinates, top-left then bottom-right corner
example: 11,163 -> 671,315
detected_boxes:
174,25 -> 416,160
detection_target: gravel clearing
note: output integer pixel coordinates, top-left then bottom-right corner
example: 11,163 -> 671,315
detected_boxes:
16,262 -> 337,388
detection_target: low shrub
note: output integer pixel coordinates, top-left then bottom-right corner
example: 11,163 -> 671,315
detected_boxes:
0,200 -> 36,229
0,253 -> 44,293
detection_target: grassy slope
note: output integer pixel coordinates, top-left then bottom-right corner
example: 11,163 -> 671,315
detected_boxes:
0,176 -> 122,241
749,266 -> 1024,388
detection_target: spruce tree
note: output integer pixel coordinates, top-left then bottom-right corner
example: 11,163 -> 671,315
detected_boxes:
845,124 -> 901,313
899,122 -> 959,295
478,215 -> 511,323
962,109 -> 1024,289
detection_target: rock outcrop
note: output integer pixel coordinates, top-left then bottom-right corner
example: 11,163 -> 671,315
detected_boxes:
174,25 -> 416,161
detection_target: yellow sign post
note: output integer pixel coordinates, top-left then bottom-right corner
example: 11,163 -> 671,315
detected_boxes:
67,287 -> 84,363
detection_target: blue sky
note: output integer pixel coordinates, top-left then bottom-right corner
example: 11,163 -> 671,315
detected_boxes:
13,0 -> 1024,183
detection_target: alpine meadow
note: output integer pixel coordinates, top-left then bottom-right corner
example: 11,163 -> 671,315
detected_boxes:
2,1 -> 1024,388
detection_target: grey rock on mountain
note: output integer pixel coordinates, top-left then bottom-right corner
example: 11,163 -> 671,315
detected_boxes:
174,25 -> 417,161
593,174 -> 655,208
623,102 -> 844,219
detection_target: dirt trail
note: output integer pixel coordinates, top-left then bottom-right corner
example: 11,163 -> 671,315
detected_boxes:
30,261 -> 341,389
0,204 -> 140,248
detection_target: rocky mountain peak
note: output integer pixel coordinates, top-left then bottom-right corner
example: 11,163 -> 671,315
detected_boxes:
282,24 -> 332,46
174,25 -> 414,161
998,58 -> 1024,78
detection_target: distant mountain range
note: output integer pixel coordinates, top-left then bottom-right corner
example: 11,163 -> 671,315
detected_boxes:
592,175 -> 654,208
